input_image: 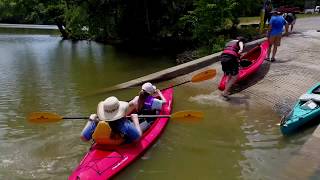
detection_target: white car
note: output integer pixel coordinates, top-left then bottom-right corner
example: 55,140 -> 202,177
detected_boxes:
304,8 -> 315,14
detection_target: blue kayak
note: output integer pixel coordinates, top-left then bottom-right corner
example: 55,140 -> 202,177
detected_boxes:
280,83 -> 320,135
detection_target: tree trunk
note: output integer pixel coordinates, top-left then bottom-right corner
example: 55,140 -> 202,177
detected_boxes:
55,20 -> 69,39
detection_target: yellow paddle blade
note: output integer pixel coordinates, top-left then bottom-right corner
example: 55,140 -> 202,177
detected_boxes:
191,69 -> 217,83
28,112 -> 63,123
171,110 -> 204,120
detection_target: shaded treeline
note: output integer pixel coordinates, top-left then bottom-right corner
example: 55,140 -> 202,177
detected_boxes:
0,0 -> 306,54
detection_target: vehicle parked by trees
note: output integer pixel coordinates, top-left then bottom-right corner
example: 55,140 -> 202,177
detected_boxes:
315,6 -> 320,13
276,5 -> 302,13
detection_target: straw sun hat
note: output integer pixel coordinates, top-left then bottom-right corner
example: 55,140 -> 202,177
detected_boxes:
97,96 -> 128,121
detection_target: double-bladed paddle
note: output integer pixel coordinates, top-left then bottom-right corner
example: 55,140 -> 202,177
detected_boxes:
28,110 -> 204,123
86,69 -> 217,96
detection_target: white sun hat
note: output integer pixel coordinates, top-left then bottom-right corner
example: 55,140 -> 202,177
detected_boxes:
97,96 -> 128,121
141,82 -> 156,94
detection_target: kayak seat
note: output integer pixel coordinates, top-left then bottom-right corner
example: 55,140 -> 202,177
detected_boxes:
92,121 -> 124,145
312,86 -> 320,94
301,100 -> 318,110
299,94 -> 320,103
240,59 -> 252,67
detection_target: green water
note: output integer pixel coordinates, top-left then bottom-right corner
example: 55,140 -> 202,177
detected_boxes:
0,27 -> 316,180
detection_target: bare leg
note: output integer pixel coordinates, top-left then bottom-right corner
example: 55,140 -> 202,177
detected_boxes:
271,45 -> 278,59
290,25 -> 293,32
285,24 -> 289,35
224,74 -> 238,96
267,44 -> 272,59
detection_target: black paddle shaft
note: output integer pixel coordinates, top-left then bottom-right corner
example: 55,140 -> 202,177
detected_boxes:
161,80 -> 191,91
63,117 -> 89,119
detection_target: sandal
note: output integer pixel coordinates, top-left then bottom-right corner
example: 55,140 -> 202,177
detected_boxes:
221,93 -> 230,101
270,58 -> 275,62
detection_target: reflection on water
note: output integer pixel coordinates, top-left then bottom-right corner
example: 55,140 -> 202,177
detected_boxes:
0,31 -> 318,179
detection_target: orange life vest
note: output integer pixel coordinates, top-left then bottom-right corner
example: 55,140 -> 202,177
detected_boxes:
92,121 -> 124,145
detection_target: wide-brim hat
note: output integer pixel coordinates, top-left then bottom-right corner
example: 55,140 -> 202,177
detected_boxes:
97,96 -> 128,121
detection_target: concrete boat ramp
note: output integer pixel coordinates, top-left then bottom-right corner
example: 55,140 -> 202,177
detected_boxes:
99,17 -> 320,178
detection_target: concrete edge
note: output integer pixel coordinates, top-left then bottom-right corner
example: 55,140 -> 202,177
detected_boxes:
110,37 -> 267,90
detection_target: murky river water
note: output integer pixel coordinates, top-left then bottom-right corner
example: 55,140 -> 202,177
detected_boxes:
0,28 -> 317,180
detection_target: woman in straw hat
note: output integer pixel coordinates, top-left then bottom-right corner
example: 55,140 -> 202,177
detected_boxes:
128,82 -> 167,116
81,96 -> 142,143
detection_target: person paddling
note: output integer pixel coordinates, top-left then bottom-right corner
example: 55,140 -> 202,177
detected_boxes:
128,82 -> 167,116
220,36 -> 246,100
80,96 -> 142,144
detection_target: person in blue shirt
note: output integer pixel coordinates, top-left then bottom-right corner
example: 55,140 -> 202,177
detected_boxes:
266,11 -> 287,62
80,96 -> 142,144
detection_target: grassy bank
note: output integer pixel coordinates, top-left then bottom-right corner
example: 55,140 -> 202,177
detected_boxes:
239,13 -> 320,24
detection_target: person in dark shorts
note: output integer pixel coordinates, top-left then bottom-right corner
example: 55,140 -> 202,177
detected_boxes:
283,13 -> 296,35
220,37 -> 245,99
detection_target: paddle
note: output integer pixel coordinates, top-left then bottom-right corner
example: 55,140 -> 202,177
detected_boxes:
28,110 -> 204,123
86,69 -> 217,96
161,69 -> 217,91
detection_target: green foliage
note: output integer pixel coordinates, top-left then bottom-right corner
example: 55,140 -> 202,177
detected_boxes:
64,3 -> 89,39
211,35 -> 228,53
0,0 -> 297,55
179,0 -> 237,53
235,0 -> 265,17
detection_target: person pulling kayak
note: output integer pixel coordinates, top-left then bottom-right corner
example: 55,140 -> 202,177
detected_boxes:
220,36 -> 246,100
80,96 -> 142,144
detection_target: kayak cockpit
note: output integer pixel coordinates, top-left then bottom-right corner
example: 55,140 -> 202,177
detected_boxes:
240,46 -> 261,68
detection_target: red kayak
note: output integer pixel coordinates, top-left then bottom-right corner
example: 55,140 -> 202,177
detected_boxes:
69,87 -> 173,180
218,40 -> 269,91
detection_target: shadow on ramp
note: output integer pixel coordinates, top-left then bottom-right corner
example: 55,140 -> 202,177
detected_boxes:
230,61 -> 271,94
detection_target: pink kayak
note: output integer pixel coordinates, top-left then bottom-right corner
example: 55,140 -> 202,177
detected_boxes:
218,40 -> 269,91
69,87 -> 173,180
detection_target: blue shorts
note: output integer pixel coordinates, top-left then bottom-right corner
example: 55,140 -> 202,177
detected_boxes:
109,119 -> 141,144
81,119 -> 140,143
81,120 -> 97,141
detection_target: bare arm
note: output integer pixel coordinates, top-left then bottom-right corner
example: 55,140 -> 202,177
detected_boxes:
267,24 -> 272,37
131,114 -> 142,137
127,96 -> 138,115
238,41 -> 244,54
155,89 -> 167,104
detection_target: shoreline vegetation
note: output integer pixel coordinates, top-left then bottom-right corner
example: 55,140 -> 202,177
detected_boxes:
1,0 -> 318,63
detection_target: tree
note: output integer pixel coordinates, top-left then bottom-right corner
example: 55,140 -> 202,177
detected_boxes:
180,0 -> 237,49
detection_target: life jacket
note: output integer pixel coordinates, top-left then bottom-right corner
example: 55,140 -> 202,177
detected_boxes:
140,96 -> 157,115
284,13 -> 294,23
92,121 -> 124,145
222,40 -> 240,57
